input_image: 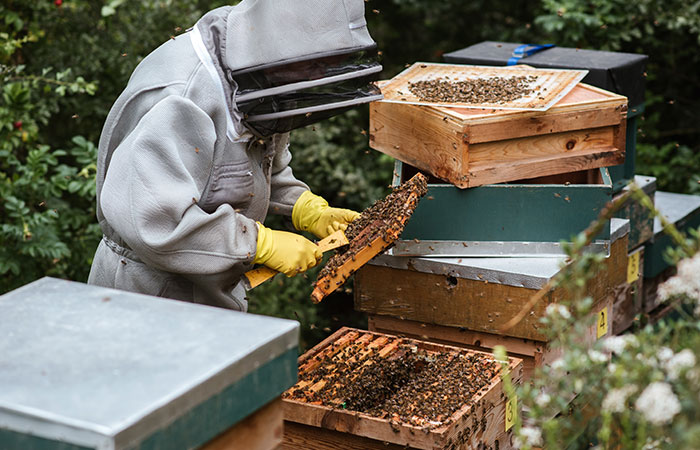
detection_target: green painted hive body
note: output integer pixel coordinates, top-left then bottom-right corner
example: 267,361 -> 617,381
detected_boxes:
644,191 -> 700,278
394,161 -> 613,257
613,174 -> 657,251
0,278 -> 298,450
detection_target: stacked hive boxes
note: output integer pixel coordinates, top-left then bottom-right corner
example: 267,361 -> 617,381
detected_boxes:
442,42 -> 700,326
354,44 -> 659,380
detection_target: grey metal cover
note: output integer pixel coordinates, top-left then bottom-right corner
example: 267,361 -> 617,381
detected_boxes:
652,191 -> 700,235
0,278 -> 298,450
373,218 -> 629,290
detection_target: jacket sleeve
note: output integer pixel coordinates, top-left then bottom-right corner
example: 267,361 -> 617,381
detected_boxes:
268,132 -> 309,216
100,95 -> 258,275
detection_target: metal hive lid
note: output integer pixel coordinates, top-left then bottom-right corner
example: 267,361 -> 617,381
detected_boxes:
0,277 -> 298,449
371,218 -> 630,290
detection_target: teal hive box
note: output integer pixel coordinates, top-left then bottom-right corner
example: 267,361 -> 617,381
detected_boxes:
644,191 -> 700,279
0,278 -> 298,450
613,174 -> 657,251
393,160 -> 613,257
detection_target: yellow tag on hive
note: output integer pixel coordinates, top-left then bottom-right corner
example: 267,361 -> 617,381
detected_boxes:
505,395 -> 517,432
597,307 -> 609,339
627,252 -> 641,284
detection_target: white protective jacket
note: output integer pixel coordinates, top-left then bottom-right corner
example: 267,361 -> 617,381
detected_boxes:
88,0 -> 377,310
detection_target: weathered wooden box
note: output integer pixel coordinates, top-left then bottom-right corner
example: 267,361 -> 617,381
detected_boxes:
355,219 -> 630,379
392,161 -> 613,257
282,327 -> 523,450
370,80 -> 627,188
443,42 -> 648,192
613,175 -> 656,250
0,278 -> 298,450
612,245 -> 645,335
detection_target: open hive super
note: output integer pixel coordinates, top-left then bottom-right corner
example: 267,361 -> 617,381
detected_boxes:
371,63 -> 628,188
281,327 -> 523,450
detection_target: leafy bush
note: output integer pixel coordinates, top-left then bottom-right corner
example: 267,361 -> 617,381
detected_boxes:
534,0 -> 700,193
500,188 -> 700,449
1,4 -> 100,292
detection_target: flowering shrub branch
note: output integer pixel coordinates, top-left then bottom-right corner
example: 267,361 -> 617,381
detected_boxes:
498,184 -> 700,449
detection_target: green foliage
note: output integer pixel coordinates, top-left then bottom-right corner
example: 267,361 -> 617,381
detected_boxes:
505,188 -> 700,449
533,0 -> 700,193
0,76 -> 100,291
288,110 -> 394,210
0,1 -> 233,294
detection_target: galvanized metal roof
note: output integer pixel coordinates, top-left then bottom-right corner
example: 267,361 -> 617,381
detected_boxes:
372,218 -> 630,289
0,277 -> 298,449
653,191 -> 700,235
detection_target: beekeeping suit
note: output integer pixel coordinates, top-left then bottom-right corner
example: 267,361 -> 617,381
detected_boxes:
88,0 -> 382,311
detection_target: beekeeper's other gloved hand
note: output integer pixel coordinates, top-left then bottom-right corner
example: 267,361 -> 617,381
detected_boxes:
254,223 -> 322,277
292,191 -> 360,239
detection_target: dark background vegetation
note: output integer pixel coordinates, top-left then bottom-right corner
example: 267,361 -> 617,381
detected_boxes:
2,0 -> 699,349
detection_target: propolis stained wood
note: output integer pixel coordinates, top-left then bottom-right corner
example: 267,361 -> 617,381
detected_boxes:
370,82 -> 627,188
355,219 -> 630,342
281,327 -> 523,450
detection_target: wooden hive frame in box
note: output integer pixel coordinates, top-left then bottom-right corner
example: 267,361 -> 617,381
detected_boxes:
282,327 -> 523,450
370,64 -> 628,188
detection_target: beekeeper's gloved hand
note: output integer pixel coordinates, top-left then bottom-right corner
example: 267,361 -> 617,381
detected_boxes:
254,222 -> 322,277
292,191 -> 360,239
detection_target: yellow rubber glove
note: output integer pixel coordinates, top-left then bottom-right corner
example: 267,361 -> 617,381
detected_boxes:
292,190 -> 360,239
253,222 -> 322,277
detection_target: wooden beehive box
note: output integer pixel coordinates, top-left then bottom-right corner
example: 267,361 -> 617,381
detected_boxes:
612,245 -> 645,335
0,278 -> 298,450
370,65 -> 628,188
281,327 -> 523,450
354,218 -> 631,379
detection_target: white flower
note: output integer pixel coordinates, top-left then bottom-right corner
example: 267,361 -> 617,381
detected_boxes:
657,253 -> 700,304
588,349 -> 608,364
602,335 -> 637,355
602,385 -> 637,413
535,392 -> 551,407
686,368 -> 700,387
550,358 -> 566,375
643,438 -> 662,450
519,426 -> 543,447
608,363 -> 618,374
635,382 -> 681,425
664,349 -> 696,380
657,347 -> 674,362
546,303 -> 571,319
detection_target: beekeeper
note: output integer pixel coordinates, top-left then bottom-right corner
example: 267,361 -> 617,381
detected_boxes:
88,0 -> 382,311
